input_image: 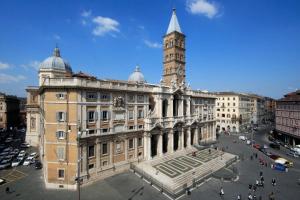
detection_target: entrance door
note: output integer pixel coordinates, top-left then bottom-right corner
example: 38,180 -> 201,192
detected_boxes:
173,131 -> 179,151
162,133 -> 168,153
191,129 -> 194,145
151,135 -> 158,157
183,131 -> 187,148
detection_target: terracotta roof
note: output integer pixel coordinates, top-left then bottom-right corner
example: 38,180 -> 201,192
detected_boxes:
278,90 -> 300,101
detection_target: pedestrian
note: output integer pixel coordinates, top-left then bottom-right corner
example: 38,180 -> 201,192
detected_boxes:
265,162 -> 267,167
237,194 -> 242,200
253,185 -> 257,192
220,187 -> 224,196
259,171 -> 263,177
268,192 -> 275,200
5,187 -> 9,194
249,184 -> 252,191
250,155 -> 253,160
253,194 -> 257,200
256,179 -> 259,186
248,193 -> 253,200
255,153 -> 258,158
271,178 -> 276,186
208,148 -> 211,154
258,195 -> 262,200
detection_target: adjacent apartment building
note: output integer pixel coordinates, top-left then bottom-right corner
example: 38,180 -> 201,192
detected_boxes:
26,9 -> 217,189
0,92 -> 20,130
275,90 -> 300,146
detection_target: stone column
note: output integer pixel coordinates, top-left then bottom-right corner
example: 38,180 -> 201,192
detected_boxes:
168,96 -> 173,117
168,129 -> 174,154
134,137 -> 138,158
109,141 -> 113,165
180,128 -> 184,150
178,97 -> 183,116
124,138 -> 128,161
195,127 -> 199,144
157,133 -> 163,157
187,127 -> 191,148
144,133 -> 151,160
96,141 -> 100,169
82,145 -> 88,174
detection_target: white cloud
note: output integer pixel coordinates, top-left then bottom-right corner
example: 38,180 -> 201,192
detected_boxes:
186,0 -> 219,19
53,34 -> 61,40
81,10 -> 92,18
21,60 -> 41,71
92,16 -> 120,36
144,40 -> 162,48
0,62 -> 12,70
81,19 -> 87,26
0,73 -> 26,83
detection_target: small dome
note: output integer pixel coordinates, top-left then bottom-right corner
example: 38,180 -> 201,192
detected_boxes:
128,66 -> 145,83
39,47 -> 72,72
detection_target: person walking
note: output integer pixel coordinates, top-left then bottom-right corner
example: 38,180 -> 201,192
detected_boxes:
237,194 -> 242,200
259,171 -> 263,177
5,187 -> 9,194
272,178 -> 276,186
220,187 -> 224,198
253,185 -> 257,192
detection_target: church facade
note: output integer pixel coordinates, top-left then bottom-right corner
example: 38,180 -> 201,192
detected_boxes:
26,9 -> 217,189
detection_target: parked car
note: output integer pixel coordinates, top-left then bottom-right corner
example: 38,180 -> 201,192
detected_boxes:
0,160 -> 11,169
35,161 -> 42,169
18,150 -> 26,157
23,158 -> 32,166
286,151 -> 299,158
239,136 -> 247,141
4,137 -> 13,143
269,154 -> 280,160
11,157 -> 23,167
20,143 -> 31,148
269,143 -> 280,149
0,178 -> 6,185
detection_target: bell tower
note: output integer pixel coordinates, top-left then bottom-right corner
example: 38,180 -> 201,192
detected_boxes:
163,8 -> 186,86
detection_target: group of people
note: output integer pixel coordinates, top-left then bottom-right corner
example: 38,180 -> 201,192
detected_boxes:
219,171 -> 277,200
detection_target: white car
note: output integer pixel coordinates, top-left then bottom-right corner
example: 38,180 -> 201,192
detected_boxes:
239,136 -> 247,141
18,150 -> 26,157
23,158 -> 32,166
11,158 -> 23,167
246,140 -> 251,145
27,152 -> 38,160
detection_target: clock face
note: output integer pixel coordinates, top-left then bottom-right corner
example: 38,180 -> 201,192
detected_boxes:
177,67 -> 183,75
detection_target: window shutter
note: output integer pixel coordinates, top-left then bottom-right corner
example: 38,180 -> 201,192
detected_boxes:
63,112 -> 66,121
56,112 -> 59,121
107,111 -> 111,120
100,111 -> 103,120
95,111 -> 98,121
56,94 -> 59,99
56,131 -> 59,139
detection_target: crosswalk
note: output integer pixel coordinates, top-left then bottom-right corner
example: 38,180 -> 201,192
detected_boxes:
1,169 -> 27,185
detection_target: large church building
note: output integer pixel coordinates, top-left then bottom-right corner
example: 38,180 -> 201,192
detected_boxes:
26,9 -> 217,189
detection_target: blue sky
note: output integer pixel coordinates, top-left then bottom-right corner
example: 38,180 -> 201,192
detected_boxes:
0,0 -> 299,99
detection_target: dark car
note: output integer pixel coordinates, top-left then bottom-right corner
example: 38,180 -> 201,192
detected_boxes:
269,154 -> 280,160
35,161 -> 42,169
269,143 -> 280,149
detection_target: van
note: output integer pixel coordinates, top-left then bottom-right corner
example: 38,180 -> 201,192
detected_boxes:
275,158 -> 293,168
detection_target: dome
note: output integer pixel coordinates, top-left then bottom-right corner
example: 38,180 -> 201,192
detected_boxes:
128,66 -> 145,83
39,47 -> 72,72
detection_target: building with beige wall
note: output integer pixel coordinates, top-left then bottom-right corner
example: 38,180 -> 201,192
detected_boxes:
26,9 -> 217,189
215,92 -> 252,133
0,92 -> 20,130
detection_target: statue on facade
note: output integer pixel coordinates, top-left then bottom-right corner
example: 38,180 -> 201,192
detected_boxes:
113,96 -> 125,108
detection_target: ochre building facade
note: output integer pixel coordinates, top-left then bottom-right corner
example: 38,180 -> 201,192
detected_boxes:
26,9 -> 217,189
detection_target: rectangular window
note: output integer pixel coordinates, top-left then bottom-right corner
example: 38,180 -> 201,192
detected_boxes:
101,111 -> 110,121
233,103 -> 236,106
228,103 -> 230,106
56,93 -> 66,100
128,110 -> 134,120
222,114 -> 225,117
58,169 -> 65,179
129,139 -> 134,149
88,145 -> 95,158
116,142 -> 122,153
137,95 -> 144,103
138,125 -> 143,129
100,93 -> 110,100
138,110 -> 144,119
88,164 -> 94,169
57,147 -> 65,161
87,111 -> 96,122
128,95 -> 135,102
56,112 -> 65,122
129,126 -> 134,130
102,143 -> 108,155
101,128 -> 108,133
56,131 -> 65,139
138,137 -> 143,147
86,92 -> 97,101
